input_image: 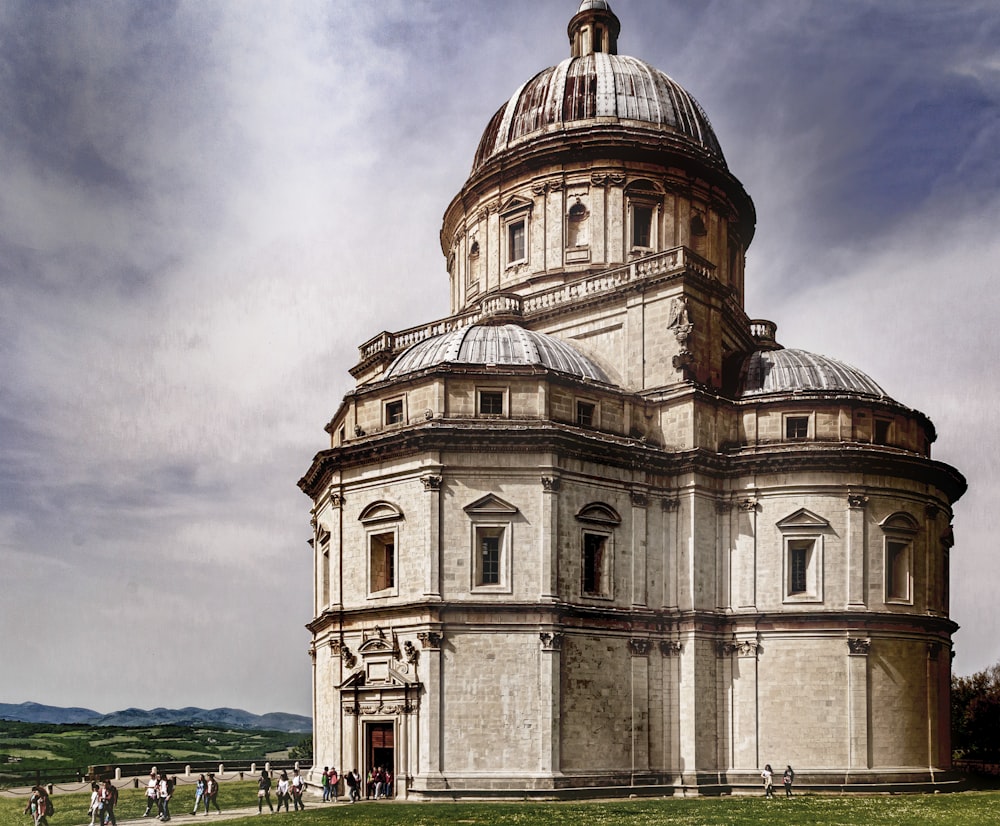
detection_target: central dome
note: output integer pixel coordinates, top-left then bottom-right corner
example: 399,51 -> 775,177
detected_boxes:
472,1 -> 724,174
473,54 -> 725,173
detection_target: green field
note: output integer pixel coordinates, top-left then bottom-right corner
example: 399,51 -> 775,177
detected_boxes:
3,783 -> 1000,826
0,723 -> 307,775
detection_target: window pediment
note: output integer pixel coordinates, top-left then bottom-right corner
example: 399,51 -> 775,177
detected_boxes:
500,195 -> 533,217
880,512 -> 919,534
359,501 -> 404,524
776,508 -> 830,531
464,493 -> 518,515
576,502 -> 622,526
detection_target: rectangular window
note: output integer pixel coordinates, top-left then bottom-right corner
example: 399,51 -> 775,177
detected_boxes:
508,220 -> 526,263
477,528 -> 502,586
576,400 -> 596,427
789,540 -> 810,594
583,532 -> 607,596
370,532 -> 395,593
385,399 -> 404,425
783,535 -> 822,603
632,205 -> 653,248
785,416 -> 809,440
874,418 -> 891,445
886,539 -> 910,602
479,390 -> 504,416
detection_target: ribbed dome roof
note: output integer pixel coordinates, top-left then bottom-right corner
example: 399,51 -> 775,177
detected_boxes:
738,348 -> 887,399
472,53 -> 725,173
385,324 -> 611,383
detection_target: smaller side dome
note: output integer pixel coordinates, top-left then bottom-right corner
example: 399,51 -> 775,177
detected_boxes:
385,324 -> 611,384
738,348 -> 887,399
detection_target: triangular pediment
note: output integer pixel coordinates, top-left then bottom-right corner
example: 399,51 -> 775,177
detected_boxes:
336,665 -> 418,691
499,195 -> 532,216
776,508 -> 830,530
464,493 -> 518,515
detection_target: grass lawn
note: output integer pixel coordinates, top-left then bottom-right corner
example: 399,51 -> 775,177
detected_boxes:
3,783 -> 1000,826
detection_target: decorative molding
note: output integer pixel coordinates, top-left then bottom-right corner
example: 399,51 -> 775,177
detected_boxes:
847,493 -> 869,509
341,646 -> 357,669
417,631 -> 443,650
659,640 -> 682,657
329,640 -> 342,657
353,425 -> 365,437
539,632 -> 563,651
941,525 -> 955,548
628,638 -> 652,656
630,490 -> 649,508
541,476 -> 561,492
403,640 -> 419,665
738,498 -> 758,512
927,642 -> 941,661
421,475 -> 442,491
735,640 -> 759,658
717,642 -> 737,657
660,497 -> 680,512
847,637 -> 871,656
924,502 -> 940,519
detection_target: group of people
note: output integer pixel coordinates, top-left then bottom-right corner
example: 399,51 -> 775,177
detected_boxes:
142,770 -> 220,820
86,780 -> 120,826
26,786 -> 53,826
257,768 -> 307,813
760,764 -> 795,798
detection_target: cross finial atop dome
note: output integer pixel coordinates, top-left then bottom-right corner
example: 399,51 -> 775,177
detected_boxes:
568,0 -> 620,57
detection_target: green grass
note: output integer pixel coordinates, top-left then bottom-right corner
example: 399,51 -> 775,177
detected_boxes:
4,785 -> 1000,826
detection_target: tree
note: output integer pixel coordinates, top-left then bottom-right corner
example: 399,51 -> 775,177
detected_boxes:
953,663 -> 1000,759
288,736 -> 313,761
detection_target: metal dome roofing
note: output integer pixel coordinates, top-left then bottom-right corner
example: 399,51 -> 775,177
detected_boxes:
385,324 -> 611,383
738,348 -> 887,399
472,53 -> 725,174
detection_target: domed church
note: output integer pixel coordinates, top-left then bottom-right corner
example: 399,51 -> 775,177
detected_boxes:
299,1 -> 965,797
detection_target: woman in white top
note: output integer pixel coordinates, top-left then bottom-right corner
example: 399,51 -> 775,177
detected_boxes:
276,772 -> 291,813
88,782 -> 101,826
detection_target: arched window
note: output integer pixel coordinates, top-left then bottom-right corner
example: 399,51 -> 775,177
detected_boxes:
567,199 -> 589,248
880,512 -> 919,604
576,503 -> 621,598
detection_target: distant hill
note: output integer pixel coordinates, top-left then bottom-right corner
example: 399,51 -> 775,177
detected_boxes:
0,702 -> 311,733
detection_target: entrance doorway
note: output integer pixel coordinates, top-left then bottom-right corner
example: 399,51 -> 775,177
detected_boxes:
365,722 -> 394,798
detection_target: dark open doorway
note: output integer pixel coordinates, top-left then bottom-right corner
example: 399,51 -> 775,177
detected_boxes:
365,722 -> 394,798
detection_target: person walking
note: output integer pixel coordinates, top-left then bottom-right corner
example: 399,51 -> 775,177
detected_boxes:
275,772 -> 290,813
290,769 -> 306,810
191,775 -> 206,815
257,770 -> 274,814
783,765 -> 795,797
204,774 -> 221,814
761,764 -> 774,799
157,774 -> 171,821
321,767 -> 330,802
100,780 -> 118,826
88,781 -> 102,826
143,771 -> 159,817
26,786 -> 50,826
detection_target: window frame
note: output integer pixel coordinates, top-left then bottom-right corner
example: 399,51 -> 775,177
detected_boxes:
575,397 -> 599,428
873,417 -> 892,446
383,396 -> 405,426
506,217 -> 527,267
782,535 -> 823,603
581,528 -> 614,599
784,413 -> 811,441
471,522 -> 511,592
880,512 -> 918,606
626,195 -> 658,252
477,387 -> 508,418
367,528 -> 398,597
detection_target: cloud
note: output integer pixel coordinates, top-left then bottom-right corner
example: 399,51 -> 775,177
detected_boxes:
1,0 -> 998,714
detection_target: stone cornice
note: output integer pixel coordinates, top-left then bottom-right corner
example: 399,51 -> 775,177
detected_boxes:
299,422 -> 965,504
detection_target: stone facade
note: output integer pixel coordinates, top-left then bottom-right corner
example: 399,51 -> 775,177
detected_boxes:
299,1 -> 964,798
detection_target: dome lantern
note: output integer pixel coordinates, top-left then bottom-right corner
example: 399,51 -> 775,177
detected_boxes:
568,0 -> 620,57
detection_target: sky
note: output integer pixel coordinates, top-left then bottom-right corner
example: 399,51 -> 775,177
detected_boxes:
1,0 -> 998,718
